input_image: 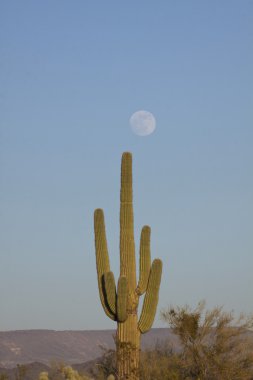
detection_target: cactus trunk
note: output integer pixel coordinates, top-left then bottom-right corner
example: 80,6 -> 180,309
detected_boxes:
117,317 -> 140,380
117,153 -> 139,379
94,152 -> 163,380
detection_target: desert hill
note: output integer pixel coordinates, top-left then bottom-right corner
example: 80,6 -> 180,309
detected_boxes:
0,328 -> 176,369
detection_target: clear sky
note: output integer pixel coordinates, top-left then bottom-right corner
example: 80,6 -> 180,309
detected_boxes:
0,1 -> 252,331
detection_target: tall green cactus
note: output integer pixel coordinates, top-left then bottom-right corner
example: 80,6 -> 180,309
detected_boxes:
94,152 -> 162,380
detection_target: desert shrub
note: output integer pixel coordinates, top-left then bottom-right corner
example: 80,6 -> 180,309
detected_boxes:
140,343 -> 183,380
0,375 -> 9,380
60,365 -> 89,380
38,365 -> 90,380
93,348 -> 116,380
161,301 -> 253,380
15,365 -> 28,380
39,372 -> 49,380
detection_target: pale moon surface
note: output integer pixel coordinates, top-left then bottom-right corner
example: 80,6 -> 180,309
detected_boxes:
129,110 -> 156,136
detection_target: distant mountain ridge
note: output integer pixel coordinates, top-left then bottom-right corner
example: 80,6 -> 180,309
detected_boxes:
0,328 -> 177,369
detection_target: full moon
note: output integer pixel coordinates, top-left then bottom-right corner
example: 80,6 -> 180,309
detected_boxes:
129,110 -> 156,136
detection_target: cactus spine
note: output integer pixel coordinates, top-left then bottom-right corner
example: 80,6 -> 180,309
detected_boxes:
94,152 -> 162,380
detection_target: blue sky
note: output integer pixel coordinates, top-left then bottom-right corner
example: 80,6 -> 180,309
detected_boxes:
0,1 -> 252,330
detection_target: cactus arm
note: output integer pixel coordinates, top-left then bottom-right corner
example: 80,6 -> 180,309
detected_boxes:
117,276 -> 128,322
138,259 -> 163,333
136,226 -> 151,295
94,208 -> 116,320
103,271 -> 117,315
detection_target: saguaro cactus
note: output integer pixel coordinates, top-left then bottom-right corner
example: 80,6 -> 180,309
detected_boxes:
94,152 -> 162,380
